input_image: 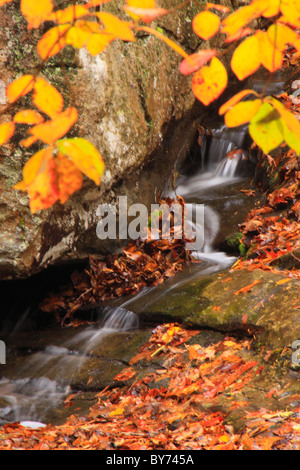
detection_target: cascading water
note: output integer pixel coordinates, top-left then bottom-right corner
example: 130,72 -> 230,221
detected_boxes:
0,307 -> 139,427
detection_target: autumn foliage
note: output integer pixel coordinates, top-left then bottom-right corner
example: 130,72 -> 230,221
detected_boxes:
0,0 -> 300,213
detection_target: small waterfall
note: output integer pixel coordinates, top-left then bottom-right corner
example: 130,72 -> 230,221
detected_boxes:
0,307 -> 138,427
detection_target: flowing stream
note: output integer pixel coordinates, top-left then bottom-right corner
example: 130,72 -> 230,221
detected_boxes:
0,119 -> 256,428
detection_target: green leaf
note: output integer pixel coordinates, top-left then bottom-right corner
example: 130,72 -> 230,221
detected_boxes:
56,137 -> 105,185
249,102 -> 284,154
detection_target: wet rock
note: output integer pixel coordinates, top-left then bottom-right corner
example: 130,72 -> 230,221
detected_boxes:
140,268 -> 300,350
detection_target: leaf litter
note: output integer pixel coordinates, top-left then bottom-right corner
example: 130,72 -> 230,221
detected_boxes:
0,324 -> 299,450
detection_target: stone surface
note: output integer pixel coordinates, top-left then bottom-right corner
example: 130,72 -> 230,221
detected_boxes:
140,268 -> 300,350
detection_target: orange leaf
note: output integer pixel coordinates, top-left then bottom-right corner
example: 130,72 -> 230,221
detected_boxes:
96,12 -> 135,42
28,107 -> 78,145
224,27 -> 252,43
21,0 -> 53,29
14,147 -> 53,190
26,157 -> 59,213
233,279 -> 261,295
123,6 -> 167,23
276,278 -> 291,285
192,57 -> 227,106
6,75 -> 35,103
192,11 -> 221,40
33,77 -> 64,119
179,49 -> 217,75
0,122 -> 15,145
219,89 -> 259,115
37,24 -> 70,59
55,152 -> 83,204
13,110 -> 45,125
14,147 -> 60,213
221,4 -> 259,39
231,34 -> 261,80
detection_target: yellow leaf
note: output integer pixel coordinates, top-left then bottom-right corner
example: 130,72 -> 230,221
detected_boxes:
47,5 -> 88,24
14,110 -> 45,125
0,122 -> 15,145
251,0 -> 280,18
219,89 -> 259,115
256,30 -> 283,73
33,77 -> 64,119
37,24 -> 70,60
87,32 -> 115,55
249,102 -> 284,154
55,152 -> 83,204
66,20 -> 105,49
222,4 -> 259,39
225,99 -> 262,127
126,0 -> 156,7
267,23 -> 297,51
56,137 -> 104,185
267,97 -> 300,137
96,12 -> 135,42
21,0 -> 53,29
192,57 -> 227,106
28,107 -> 78,145
280,0 -> 300,27
109,407 -> 124,417
6,75 -> 35,103
192,11 -> 221,40
231,34 -> 261,80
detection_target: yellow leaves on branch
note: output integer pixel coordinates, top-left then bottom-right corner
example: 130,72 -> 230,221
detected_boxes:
221,93 -> 300,155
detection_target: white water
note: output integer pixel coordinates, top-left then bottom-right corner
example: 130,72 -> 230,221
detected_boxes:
0,307 -> 139,426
